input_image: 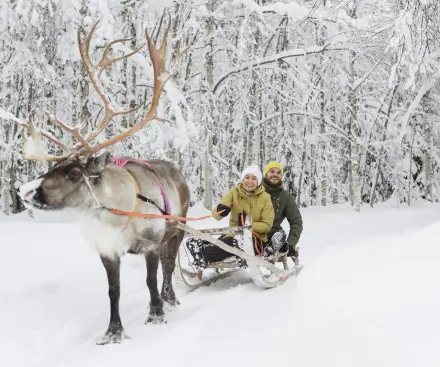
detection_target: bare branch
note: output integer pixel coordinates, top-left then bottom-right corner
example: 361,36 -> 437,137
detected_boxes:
212,44 -> 350,94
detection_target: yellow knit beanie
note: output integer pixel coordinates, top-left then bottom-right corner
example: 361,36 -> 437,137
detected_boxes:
264,161 -> 283,177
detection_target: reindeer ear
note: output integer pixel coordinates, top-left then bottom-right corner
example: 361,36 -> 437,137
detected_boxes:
86,152 -> 112,176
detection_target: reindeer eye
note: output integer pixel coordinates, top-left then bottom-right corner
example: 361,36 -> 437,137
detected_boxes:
66,167 -> 83,181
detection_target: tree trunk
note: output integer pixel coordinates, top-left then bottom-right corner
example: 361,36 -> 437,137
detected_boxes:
347,4 -> 361,212
78,0 -> 91,139
423,91 -> 434,201
1,121 -> 11,216
369,86 -> 397,207
245,125 -> 254,166
318,71 -> 326,207
407,132 -> 415,207
121,1 -> 137,130
314,19 -> 327,206
203,6 -> 215,210
2,175 -> 10,216
297,127 -> 307,207
204,132 -> 214,210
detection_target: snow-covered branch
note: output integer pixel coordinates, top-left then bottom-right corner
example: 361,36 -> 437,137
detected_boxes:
212,44 -> 347,94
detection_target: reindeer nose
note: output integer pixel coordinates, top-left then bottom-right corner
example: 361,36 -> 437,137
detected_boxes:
19,179 -> 43,201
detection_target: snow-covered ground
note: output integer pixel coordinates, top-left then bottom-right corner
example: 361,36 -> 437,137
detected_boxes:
1,201 -> 440,367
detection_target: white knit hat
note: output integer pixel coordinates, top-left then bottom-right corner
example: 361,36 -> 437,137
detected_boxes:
240,165 -> 263,185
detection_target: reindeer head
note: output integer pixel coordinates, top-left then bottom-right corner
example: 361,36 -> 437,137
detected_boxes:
15,15 -> 188,212
19,152 -> 111,211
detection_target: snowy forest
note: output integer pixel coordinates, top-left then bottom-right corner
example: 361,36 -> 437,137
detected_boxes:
0,0 -> 439,215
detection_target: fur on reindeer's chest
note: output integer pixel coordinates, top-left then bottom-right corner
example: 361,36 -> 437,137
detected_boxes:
79,210 -> 164,258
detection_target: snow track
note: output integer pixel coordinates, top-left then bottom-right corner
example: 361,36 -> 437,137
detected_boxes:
1,203 -> 440,367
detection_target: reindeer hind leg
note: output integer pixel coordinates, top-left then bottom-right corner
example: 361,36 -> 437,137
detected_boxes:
145,249 -> 166,324
160,230 -> 183,307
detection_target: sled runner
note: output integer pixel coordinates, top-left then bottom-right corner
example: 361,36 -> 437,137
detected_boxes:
175,217 -> 303,290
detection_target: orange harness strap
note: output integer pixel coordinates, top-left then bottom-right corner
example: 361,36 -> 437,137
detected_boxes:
110,208 -> 222,222
109,201 -> 266,256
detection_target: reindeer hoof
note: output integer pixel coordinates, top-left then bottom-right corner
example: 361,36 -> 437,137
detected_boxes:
163,300 -> 180,313
146,314 -> 167,325
161,291 -> 180,307
96,328 -> 130,345
164,297 -> 180,308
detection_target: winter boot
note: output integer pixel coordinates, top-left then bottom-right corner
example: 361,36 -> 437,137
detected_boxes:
264,230 -> 287,257
184,236 -> 211,269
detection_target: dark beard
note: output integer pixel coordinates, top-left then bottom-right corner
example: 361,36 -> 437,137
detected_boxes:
264,177 -> 281,188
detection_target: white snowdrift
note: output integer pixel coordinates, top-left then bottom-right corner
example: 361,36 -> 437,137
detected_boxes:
1,202 -> 440,367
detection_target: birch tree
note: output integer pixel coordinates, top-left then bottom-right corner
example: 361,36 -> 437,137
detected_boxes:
1,0 -> 440,214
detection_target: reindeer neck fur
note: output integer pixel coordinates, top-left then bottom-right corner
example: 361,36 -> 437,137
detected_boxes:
79,164 -> 160,258
78,160 -> 189,259
82,164 -> 139,213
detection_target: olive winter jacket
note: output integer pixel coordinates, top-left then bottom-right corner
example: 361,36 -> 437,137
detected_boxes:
212,183 -> 274,242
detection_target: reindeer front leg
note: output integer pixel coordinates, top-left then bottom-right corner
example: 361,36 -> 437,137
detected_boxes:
97,255 -> 129,345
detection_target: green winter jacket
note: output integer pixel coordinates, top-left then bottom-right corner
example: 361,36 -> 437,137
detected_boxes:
262,178 -> 303,248
212,183 -> 274,242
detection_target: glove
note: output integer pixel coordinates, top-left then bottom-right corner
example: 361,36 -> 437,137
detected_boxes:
216,204 -> 231,217
238,210 -> 247,226
287,246 -> 299,265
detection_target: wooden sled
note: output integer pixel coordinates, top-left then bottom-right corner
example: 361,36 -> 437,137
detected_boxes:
174,217 -> 303,290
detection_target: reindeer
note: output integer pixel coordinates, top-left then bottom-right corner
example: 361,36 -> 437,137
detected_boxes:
17,19 -> 191,345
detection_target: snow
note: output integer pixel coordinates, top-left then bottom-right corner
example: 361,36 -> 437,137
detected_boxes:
0,107 -> 26,124
18,178 -> 43,202
1,202 -> 440,367
216,0 -> 310,22
148,0 -> 174,11
22,135 -> 48,161
261,1 -> 310,21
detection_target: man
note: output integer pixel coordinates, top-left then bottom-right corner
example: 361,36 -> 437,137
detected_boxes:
262,161 -> 303,263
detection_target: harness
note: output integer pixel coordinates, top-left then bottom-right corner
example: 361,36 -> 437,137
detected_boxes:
83,156 -> 172,218
112,156 -> 171,215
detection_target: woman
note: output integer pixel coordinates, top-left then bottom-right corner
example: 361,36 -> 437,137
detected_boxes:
186,165 -> 274,269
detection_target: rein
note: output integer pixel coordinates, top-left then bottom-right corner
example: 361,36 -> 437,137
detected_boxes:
84,162 -> 265,256
83,167 -> 142,226
108,207 -> 224,222
109,202 -> 265,257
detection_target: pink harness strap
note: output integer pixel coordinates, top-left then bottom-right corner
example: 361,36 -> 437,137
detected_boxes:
112,156 -> 171,215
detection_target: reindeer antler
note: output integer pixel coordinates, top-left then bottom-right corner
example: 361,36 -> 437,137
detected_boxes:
21,112 -> 72,162
16,14 -> 179,162
83,16 -> 173,155
76,21 -> 146,148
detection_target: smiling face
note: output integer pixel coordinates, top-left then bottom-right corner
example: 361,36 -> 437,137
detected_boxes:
266,168 -> 282,185
242,174 -> 259,192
